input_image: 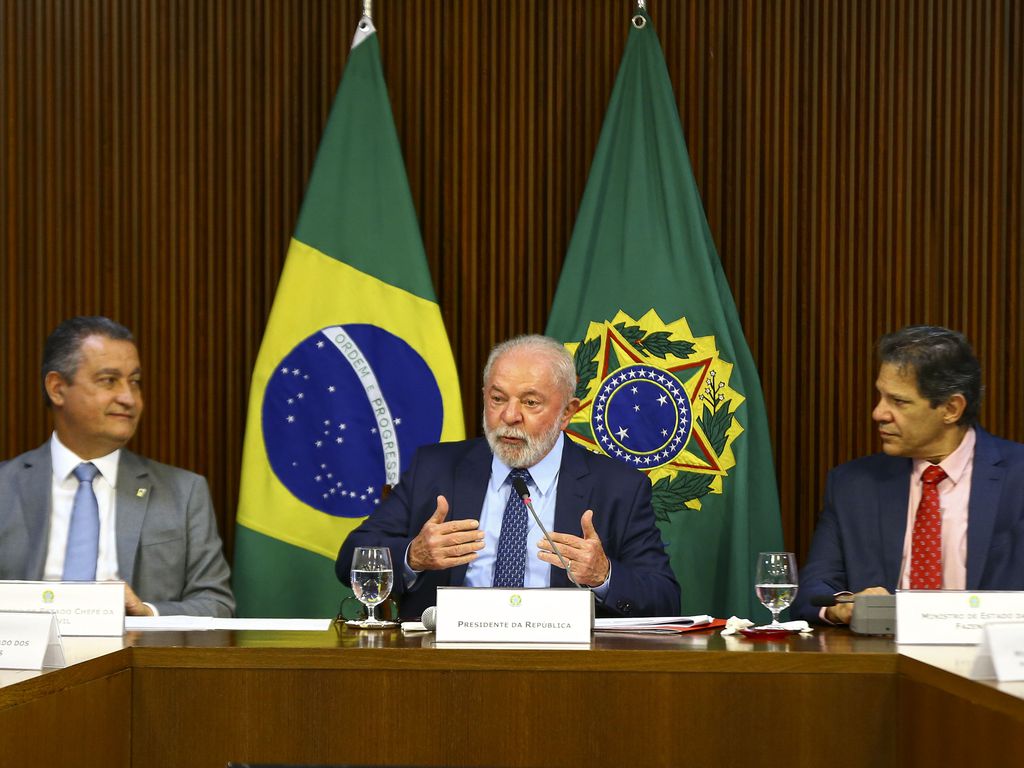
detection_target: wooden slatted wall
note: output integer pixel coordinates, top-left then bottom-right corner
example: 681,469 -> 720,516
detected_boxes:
2,0 -> 1021,566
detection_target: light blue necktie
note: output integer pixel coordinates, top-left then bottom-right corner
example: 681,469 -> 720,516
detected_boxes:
63,462 -> 100,581
493,469 -> 532,588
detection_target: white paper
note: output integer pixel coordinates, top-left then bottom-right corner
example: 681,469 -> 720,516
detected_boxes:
211,618 -> 332,631
124,616 -> 332,632
595,615 -> 713,629
971,622 -> 1024,681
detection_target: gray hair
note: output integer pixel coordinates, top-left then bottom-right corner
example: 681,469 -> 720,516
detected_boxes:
42,316 -> 135,406
482,334 -> 576,404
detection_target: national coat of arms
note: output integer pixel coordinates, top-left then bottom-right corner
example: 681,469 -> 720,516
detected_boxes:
564,310 -> 745,521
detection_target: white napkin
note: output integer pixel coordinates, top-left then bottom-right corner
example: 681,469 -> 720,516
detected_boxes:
753,620 -> 813,633
720,616 -> 755,635
720,616 -> 813,635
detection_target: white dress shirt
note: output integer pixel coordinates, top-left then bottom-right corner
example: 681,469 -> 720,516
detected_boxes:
43,432 -> 122,581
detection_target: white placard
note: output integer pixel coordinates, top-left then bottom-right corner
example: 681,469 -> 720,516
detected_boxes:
0,612 -> 66,670
970,622 -> 1024,681
435,587 -> 593,644
0,581 -> 125,636
896,590 -> 1024,645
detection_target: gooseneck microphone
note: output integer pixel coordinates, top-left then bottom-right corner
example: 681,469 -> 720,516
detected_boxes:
809,594 -> 855,608
510,475 -> 584,589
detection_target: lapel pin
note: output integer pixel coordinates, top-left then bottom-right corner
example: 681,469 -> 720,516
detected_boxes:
137,488 -> 147,498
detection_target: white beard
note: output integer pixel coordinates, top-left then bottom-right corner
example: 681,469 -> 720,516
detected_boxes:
484,419 -> 564,469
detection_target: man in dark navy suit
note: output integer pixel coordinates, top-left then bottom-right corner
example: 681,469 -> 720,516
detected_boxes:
794,325 -> 1024,624
337,334 -> 680,619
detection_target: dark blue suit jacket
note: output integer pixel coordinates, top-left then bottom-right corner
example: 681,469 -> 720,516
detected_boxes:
793,428 -> 1024,623
336,436 -> 680,619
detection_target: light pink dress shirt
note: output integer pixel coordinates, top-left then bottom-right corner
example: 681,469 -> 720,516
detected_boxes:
897,427 -> 975,590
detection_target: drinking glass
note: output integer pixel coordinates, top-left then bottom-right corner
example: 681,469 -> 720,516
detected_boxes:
754,551 -> 798,628
349,546 -> 396,628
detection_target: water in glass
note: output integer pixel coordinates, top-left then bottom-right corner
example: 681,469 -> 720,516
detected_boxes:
755,551 -> 798,628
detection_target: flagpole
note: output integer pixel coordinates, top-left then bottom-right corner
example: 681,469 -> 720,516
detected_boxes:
363,0 -> 373,20
632,0 -> 647,29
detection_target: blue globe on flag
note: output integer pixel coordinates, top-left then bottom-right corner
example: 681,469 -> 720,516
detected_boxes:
262,324 -> 443,518
591,363 -> 692,469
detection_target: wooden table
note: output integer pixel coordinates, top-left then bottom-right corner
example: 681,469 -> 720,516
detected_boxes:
2,626 -> 1023,768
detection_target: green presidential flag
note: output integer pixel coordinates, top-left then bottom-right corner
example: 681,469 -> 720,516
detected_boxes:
234,16 -> 464,617
546,9 -> 783,620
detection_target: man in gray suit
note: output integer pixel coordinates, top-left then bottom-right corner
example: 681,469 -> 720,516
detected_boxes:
0,316 -> 234,617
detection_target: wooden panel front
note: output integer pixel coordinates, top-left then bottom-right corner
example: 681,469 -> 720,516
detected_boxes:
132,665 -> 895,768
898,656 -> 1024,765
4,630 -> 1024,768
0,668 -> 131,768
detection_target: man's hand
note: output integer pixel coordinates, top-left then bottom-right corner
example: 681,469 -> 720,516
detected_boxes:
825,586 -> 890,625
537,509 -> 610,587
124,584 -> 154,616
407,495 -> 485,571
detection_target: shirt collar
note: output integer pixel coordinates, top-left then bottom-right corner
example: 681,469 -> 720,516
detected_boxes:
489,432 -> 565,497
50,431 -> 121,487
912,426 -> 975,484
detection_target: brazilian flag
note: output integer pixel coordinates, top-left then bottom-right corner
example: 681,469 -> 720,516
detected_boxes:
545,8 -> 783,621
234,16 -> 464,617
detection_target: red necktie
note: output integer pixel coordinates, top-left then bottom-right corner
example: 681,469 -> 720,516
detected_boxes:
909,465 -> 947,590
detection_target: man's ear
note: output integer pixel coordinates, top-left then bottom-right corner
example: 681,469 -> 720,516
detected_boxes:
45,371 -> 68,407
942,393 -> 967,425
560,397 -> 582,429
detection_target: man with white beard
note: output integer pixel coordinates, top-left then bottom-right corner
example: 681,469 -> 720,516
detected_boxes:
336,335 -> 680,619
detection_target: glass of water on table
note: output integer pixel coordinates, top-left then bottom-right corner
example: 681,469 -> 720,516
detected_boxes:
755,551 -> 798,628
349,546 -> 397,628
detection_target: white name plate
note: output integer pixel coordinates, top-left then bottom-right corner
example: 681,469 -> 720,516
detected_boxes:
896,590 -> 1024,645
0,581 -> 125,636
435,587 -> 594,644
0,612 -> 66,670
970,622 -> 1024,681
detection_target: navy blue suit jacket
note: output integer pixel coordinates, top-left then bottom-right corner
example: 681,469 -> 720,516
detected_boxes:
336,436 -> 680,619
793,428 -> 1024,623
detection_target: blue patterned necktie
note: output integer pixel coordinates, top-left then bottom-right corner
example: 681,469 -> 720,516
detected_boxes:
63,462 -> 101,580
493,468 -> 533,588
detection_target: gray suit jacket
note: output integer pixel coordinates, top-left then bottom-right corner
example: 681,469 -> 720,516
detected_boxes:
0,442 -> 235,617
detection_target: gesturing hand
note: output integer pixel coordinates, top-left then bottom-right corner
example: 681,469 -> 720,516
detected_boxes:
407,495 -> 485,571
537,509 -> 610,587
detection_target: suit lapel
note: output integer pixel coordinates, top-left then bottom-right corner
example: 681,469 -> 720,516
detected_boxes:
448,441 -> 492,587
115,450 -> 152,584
19,444 -> 54,580
966,429 -> 1003,588
551,437 -> 592,588
877,457 -> 912,588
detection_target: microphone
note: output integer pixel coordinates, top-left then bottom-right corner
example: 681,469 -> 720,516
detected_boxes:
511,475 -> 584,589
421,605 -> 437,631
809,594 -> 855,608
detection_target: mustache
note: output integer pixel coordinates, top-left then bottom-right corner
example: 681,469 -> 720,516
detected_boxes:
493,426 -> 530,441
